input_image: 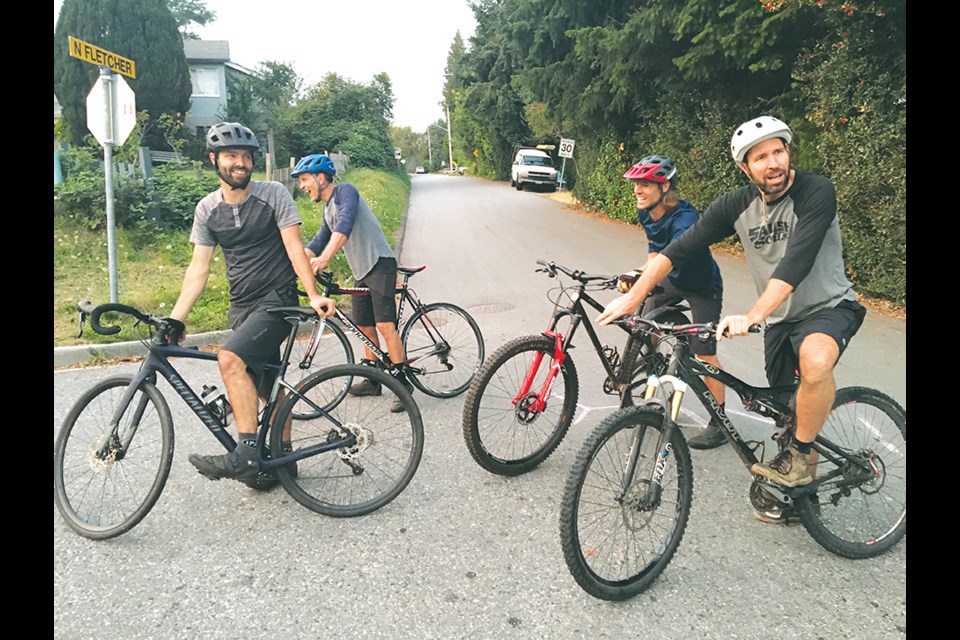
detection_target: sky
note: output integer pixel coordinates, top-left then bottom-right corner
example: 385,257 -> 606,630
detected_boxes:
54,0 -> 477,132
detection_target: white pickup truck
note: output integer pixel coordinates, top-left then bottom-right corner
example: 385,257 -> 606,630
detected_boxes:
511,148 -> 558,192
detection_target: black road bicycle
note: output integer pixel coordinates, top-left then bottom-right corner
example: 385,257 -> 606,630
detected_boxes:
559,315 -> 906,601
54,301 -> 424,540
289,266 -> 485,418
461,260 -> 690,476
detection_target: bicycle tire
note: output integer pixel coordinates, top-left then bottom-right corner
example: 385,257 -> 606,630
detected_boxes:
461,335 -> 578,476
559,406 -> 693,600
797,387 -> 906,559
287,318 -> 355,420
401,302 -> 485,398
54,375 -> 174,540
270,364 -> 424,517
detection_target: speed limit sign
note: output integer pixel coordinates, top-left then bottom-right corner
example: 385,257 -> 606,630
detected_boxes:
559,138 -> 575,158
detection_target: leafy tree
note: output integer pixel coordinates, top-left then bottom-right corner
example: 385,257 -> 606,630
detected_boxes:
165,0 -> 216,39
278,72 -> 396,170
54,0 -> 192,149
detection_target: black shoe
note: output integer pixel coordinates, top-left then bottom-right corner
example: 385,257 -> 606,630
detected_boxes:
686,420 -> 727,450
189,449 -> 260,482
390,375 -> 415,413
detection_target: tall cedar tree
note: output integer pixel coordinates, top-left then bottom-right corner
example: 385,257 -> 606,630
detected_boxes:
54,0 -> 192,148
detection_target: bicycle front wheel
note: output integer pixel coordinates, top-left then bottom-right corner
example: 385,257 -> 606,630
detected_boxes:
287,318 -> 355,420
560,406 -> 693,601
271,365 -> 424,517
798,387 -> 906,559
401,302 -> 485,398
54,376 -> 174,540
461,335 -> 578,476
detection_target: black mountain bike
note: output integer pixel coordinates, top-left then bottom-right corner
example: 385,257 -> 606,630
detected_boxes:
288,266 -> 484,417
54,301 -> 424,540
461,260 -> 690,476
559,315 -> 906,601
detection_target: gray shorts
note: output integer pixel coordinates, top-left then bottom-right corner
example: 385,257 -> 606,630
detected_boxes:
763,298 -> 867,387
222,285 -> 298,397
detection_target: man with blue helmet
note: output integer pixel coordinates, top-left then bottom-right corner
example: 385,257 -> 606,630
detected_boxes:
292,153 -> 413,412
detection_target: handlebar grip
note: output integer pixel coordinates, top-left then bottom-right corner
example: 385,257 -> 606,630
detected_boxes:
88,303 -> 146,335
535,259 -> 548,267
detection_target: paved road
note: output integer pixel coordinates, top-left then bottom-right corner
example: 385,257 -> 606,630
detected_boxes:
54,174 -> 906,639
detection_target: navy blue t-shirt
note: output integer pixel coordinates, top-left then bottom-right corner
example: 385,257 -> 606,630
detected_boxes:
638,199 -> 721,295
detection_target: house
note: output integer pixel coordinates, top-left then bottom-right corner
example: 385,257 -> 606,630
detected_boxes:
183,39 -> 258,135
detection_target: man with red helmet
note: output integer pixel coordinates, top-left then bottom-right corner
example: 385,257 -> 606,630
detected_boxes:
617,155 -> 728,449
598,116 -> 866,524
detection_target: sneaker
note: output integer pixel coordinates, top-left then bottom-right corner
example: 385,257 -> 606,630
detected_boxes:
188,449 -> 260,482
754,495 -> 820,524
751,446 -> 812,487
686,420 -> 727,450
348,378 -> 382,396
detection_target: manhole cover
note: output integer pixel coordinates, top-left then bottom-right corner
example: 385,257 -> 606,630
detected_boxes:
467,303 -> 516,314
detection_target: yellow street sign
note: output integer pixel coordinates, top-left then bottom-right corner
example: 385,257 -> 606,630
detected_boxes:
68,36 -> 136,79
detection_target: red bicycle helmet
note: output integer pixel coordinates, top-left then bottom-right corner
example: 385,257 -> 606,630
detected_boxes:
623,155 -> 678,183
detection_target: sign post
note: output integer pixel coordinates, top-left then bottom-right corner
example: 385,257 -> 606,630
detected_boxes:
558,138 -> 575,191
72,36 -> 137,303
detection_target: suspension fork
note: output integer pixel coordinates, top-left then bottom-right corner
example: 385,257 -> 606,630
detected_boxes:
512,330 -> 566,413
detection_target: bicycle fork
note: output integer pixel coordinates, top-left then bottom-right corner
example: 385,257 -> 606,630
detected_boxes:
619,373 -> 687,510
512,331 -> 565,415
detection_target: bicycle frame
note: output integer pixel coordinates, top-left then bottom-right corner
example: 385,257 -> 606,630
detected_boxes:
98,315 -> 359,474
303,269 -> 447,374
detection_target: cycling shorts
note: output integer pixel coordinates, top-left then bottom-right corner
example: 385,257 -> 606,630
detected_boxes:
222,285 -> 298,398
351,257 -> 398,327
763,298 -> 867,387
645,278 -> 723,356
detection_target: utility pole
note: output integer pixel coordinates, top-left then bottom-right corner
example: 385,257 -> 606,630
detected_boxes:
445,103 -> 454,171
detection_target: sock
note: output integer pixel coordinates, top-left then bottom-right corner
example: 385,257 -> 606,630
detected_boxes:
791,437 -> 812,455
709,404 -> 725,426
236,438 -> 258,459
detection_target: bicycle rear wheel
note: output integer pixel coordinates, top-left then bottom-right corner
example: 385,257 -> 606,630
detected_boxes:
287,318 -> 355,420
271,365 -> 424,517
797,387 -> 906,559
560,406 -> 693,600
461,335 -> 578,476
54,376 -> 174,540
401,302 -> 485,398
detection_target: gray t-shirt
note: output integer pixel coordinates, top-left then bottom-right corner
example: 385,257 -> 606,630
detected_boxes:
663,171 -> 856,324
191,181 -> 301,322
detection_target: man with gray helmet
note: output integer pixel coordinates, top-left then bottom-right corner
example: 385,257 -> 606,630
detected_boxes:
597,116 -> 866,523
168,122 -> 336,487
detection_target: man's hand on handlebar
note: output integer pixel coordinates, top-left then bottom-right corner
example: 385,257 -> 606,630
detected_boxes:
309,255 -> 329,275
596,295 -> 640,326
715,315 -> 761,341
161,317 -> 186,345
309,295 -> 337,319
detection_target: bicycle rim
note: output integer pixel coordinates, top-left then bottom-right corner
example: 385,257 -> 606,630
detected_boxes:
403,303 -> 484,398
798,387 -> 906,558
560,407 -> 692,600
54,376 -> 174,540
272,365 -> 424,517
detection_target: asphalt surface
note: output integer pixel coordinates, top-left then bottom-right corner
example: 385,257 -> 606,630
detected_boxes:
54,174 -> 906,640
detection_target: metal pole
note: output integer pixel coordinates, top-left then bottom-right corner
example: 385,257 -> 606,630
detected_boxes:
445,103 -> 454,172
426,127 -> 432,169
100,69 -> 119,303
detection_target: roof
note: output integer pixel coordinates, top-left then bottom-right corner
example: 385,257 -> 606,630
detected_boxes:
182,39 -> 230,63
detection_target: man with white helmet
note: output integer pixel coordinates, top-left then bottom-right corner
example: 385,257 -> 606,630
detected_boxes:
597,116 -> 866,523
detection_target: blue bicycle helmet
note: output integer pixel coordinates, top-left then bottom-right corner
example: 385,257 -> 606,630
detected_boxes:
291,153 -> 337,177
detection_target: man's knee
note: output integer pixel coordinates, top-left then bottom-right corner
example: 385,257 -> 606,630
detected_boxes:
218,349 -> 248,377
798,333 -> 840,383
376,321 -> 399,338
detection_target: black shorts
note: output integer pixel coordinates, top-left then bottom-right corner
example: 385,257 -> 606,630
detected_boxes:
763,298 -> 867,387
352,257 -> 398,327
222,285 -> 298,397
645,277 -> 723,356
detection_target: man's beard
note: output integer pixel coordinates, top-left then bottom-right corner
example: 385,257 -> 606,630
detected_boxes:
218,168 -> 252,190
752,162 -> 791,197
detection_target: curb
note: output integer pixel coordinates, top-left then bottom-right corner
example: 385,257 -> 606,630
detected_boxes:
53,330 -> 233,369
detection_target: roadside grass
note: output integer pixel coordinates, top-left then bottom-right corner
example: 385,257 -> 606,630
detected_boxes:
53,168 -> 410,347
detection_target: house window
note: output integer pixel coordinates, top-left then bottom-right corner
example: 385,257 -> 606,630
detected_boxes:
190,68 -> 220,97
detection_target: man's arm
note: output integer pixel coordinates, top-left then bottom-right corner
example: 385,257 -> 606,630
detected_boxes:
309,231 -> 348,273
169,244 -> 215,322
598,253 -> 674,325
280,225 -> 336,318
716,278 -> 793,340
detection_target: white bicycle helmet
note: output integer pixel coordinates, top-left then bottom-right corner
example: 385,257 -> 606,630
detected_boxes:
730,116 -> 792,163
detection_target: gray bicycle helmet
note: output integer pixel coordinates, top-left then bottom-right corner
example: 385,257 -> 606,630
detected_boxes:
206,122 -> 260,153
